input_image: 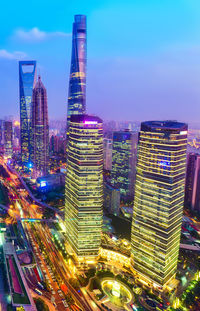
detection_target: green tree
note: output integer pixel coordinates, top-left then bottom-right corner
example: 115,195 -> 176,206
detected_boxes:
34,298 -> 49,311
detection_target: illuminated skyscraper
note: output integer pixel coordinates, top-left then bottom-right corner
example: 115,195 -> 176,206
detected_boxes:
111,130 -> 138,199
65,115 -> 103,261
32,76 -> 49,177
131,121 -> 188,289
67,15 -> 86,128
4,121 -> 13,158
19,61 -> 37,165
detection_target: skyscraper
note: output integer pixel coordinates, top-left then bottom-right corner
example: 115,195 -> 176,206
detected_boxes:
19,61 -> 37,165
184,153 -> 200,212
32,76 -> 49,177
111,130 -> 138,200
65,115 -> 103,261
131,121 -> 188,289
67,15 -> 87,128
4,121 -> 13,158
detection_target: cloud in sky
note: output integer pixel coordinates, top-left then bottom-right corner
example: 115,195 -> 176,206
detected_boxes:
0,49 -> 27,60
14,27 -> 71,42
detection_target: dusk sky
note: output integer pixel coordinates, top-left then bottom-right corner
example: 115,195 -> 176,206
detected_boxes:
1,0 -> 200,122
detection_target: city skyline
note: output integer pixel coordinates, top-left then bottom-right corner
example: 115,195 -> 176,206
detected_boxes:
1,0 -> 200,122
1,3 -> 200,311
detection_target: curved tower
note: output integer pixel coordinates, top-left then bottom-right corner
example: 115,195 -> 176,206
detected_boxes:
67,15 -> 87,128
32,76 -> 49,177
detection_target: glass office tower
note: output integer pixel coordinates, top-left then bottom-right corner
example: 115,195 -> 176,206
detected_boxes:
67,15 -> 87,128
111,130 -> 138,199
19,61 -> 37,165
32,76 -> 49,177
65,115 -> 103,261
131,121 -> 188,289
4,121 -> 13,158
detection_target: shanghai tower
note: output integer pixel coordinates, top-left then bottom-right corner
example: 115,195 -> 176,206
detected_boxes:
32,76 -> 49,177
67,15 -> 87,128
19,61 -> 37,165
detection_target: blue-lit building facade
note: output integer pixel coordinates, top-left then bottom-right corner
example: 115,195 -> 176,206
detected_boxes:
131,121 -> 188,289
65,115 -> 103,261
19,61 -> 37,165
67,15 -> 87,128
111,130 -> 138,200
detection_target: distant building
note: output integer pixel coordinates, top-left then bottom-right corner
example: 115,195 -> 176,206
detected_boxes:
131,121 -> 188,289
65,115 -> 103,261
0,120 -> 4,146
111,130 -> 138,200
50,135 -> 65,154
13,121 -> 20,148
37,173 -> 65,191
121,206 -> 133,219
104,183 -> 120,216
103,138 -> 112,171
19,61 -> 37,165
67,15 -> 87,128
4,121 -> 13,158
185,153 -> 200,212
32,76 -> 49,177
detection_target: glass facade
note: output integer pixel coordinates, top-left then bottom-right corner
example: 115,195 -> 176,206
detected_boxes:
65,115 -> 103,260
111,130 -> 138,199
32,76 -> 49,177
131,121 -> 188,288
19,61 -> 37,165
67,15 -> 87,128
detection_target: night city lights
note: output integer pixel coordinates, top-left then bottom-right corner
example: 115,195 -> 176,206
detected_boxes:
1,1 -> 200,311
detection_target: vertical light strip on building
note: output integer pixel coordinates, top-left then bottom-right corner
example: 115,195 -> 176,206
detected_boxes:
65,115 -> 103,261
131,121 -> 188,289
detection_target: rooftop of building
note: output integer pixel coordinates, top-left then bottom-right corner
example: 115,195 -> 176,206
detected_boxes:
104,182 -> 120,191
19,60 -> 36,65
36,172 -> 65,183
74,14 -> 86,30
141,120 -> 188,133
70,114 -> 102,124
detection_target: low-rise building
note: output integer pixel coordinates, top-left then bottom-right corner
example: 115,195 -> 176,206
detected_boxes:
36,173 -> 65,191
